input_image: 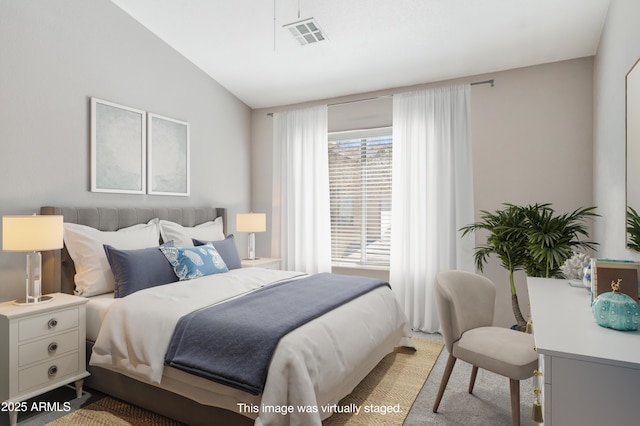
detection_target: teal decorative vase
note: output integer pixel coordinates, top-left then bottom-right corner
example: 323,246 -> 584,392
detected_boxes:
592,279 -> 640,331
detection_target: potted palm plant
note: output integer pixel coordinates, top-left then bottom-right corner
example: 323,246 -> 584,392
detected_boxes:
461,203 -> 598,331
520,203 -> 598,278
460,204 -> 529,331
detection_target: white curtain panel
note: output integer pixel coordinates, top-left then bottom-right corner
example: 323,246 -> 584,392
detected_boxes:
390,84 -> 476,333
271,105 -> 332,274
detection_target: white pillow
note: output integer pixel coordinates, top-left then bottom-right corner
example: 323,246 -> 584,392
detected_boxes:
159,217 -> 224,247
64,219 -> 160,297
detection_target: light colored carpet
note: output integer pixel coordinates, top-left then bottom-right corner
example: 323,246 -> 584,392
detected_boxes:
44,338 -> 442,426
404,332 -> 538,426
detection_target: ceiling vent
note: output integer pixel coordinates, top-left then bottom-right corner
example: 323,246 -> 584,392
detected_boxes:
283,18 -> 327,46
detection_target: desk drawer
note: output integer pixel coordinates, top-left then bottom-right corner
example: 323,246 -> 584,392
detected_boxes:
18,308 -> 79,341
19,329 -> 79,367
18,352 -> 79,393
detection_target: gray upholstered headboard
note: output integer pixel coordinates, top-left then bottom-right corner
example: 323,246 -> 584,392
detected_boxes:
40,206 -> 227,295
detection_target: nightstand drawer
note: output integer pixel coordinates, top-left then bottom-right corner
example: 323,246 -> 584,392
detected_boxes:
18,352 -> 79,393
19,329 -> 79,367
18,307 -> 79,341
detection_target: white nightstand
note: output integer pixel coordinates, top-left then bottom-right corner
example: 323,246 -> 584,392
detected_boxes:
0,293 -> 90,426
241,257 -> 281,270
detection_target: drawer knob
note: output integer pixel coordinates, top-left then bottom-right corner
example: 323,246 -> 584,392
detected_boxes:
48,318 -> 58,329
48,365 -> 58,377
48,342 -> 58,353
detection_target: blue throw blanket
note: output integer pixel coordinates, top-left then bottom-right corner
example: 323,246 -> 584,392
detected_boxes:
164,273 -> 390,395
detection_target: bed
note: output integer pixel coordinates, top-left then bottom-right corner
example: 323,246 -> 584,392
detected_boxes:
40,206 -> 413,426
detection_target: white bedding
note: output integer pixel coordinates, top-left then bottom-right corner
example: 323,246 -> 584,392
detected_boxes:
90,268 -> 413,426
86,292 -> 116,341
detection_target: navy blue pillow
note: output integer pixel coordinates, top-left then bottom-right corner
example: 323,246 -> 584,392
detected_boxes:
104,242 -> 178,298
193,234 -> 242,270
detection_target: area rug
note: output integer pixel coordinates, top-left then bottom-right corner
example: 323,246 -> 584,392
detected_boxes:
45,396 -> 185,426
323,338 -> 443,426
48,338 -> 443,426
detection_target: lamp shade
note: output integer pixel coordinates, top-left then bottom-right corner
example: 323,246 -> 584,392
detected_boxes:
236,213 -> 266,233
2,215 -> 64,252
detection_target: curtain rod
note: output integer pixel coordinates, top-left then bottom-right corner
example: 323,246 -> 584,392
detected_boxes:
266,78 -> 495,116
470,79 -> 495,87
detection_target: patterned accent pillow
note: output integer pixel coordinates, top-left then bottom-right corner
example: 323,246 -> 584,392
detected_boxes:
192,234 -> 242,270
160,244 -> 229,280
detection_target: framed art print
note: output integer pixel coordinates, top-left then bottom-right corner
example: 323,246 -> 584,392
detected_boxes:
148,113 -> 190,196
91,98 -> 146,194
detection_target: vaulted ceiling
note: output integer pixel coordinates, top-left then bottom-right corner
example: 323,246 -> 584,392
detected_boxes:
111,0 -> 611,109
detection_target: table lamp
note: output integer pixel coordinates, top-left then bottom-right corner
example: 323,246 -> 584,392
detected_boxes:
236,213 -> 266,260
2,214 -> 63,304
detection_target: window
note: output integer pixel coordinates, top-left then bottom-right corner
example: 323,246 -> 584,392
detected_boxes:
328,128 -> 392,268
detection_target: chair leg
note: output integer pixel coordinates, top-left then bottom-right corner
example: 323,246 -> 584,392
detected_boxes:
433,354 -> 457,413
509,379 -> 520,426
468,365 -> 479,394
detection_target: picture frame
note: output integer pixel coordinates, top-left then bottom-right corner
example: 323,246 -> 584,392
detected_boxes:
591,259 -> 640,301
90,98 -> 146,194
147,113 -> 190,196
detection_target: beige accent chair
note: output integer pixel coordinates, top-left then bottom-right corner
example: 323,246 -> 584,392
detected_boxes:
432,270 -> 538,426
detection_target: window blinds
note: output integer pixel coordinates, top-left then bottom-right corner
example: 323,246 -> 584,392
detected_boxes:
328,129 -> 392,268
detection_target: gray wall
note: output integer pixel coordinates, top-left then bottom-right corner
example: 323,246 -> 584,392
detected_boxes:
251,57 -> 595,327
593,0 -> 640,260
0,0 -> 251,302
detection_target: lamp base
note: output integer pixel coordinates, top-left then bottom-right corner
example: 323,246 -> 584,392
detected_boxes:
14,295 -> 53,306
247,232 -> 256,260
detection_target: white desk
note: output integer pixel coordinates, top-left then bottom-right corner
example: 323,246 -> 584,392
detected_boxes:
527,277 -> 640,426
